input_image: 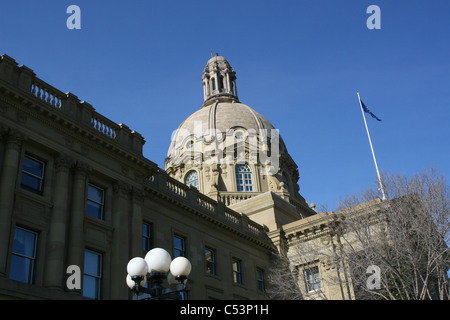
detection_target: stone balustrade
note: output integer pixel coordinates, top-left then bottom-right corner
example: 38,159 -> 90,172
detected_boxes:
91,112 -> 118,140
219,191 -> 258,206
31,78 -> 63,109
145,170 -> 268,241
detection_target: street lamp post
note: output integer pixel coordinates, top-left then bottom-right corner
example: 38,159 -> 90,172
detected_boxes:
126,248 -> 192,300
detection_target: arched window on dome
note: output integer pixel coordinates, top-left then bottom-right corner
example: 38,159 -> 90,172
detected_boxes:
234,131 -> 244,142
211,78 -> 216,91
219,76 -> 224,91
185,171 -> 199,189
186,140 -> 194,149
235,164 -> 253,192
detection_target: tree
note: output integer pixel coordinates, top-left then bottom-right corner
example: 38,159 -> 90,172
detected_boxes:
267,169 -> 450,300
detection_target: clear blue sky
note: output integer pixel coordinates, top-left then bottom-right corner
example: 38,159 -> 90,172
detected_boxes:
1,1 -> 449,211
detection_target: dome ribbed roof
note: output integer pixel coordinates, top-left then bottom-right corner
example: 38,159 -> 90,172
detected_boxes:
167,101 -> 276,159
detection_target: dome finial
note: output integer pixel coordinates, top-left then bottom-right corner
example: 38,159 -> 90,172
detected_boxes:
202,55 -> 238,106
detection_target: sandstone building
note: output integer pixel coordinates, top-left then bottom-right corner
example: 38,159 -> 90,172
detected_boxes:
0,53 -> 352,300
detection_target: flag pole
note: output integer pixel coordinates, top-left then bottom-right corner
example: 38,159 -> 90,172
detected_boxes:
357,92 -> 386,200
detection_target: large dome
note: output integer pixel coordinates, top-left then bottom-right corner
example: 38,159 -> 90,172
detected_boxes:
164,54 -> 305,210
167,101 -> 278,159
164,54 -> 314,225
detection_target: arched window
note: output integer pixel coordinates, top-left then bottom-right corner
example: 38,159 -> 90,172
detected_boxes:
211,78 -> 216,91
186,140 -> 194,149
235,164 -> 253,192
185,171 -> 198,189
235,131 -> 244,141
219,76 -> 224,91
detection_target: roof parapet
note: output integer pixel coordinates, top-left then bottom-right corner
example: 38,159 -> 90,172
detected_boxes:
0,54 -> 145,155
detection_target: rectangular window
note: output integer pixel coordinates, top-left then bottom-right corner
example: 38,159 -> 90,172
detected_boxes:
235,165 -> 253,192
143,222 -> 153,252
9,227 -> 38,284
232,258 -> 243,284
21,155 -> 45,194
304,266 -> 322,292
243,173 -> 253,191
236,176 -> 243,191
257,268 -> 266,292
174,235 -> 186,258
205,247 -> 216,275
87,184 -> 105,219
83,249 -> 103,300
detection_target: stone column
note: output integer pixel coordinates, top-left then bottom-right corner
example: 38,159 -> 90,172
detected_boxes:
215,70 -> 219,92
110,181 -> 131,299
125,184 -> 142,301
205,78 -> 210,97
0,129 -> 25,276
44,154 -> 73,289
67,161 -> 89,295
202,80 -> 207,101
130,187 -> 145,258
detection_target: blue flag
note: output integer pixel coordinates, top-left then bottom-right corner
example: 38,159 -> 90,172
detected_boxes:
361,99 -> 382,121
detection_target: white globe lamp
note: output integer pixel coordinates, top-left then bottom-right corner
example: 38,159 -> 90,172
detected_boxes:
126,248 -> 192,299
126,257 -> 148,276
170,256 -> 192,278
145,248 -> 172,273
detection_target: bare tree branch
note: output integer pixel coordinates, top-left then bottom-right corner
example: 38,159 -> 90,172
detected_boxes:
267,168 -> 450,300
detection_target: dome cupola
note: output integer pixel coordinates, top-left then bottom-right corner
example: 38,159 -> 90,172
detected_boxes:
202,53 -> 238,105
